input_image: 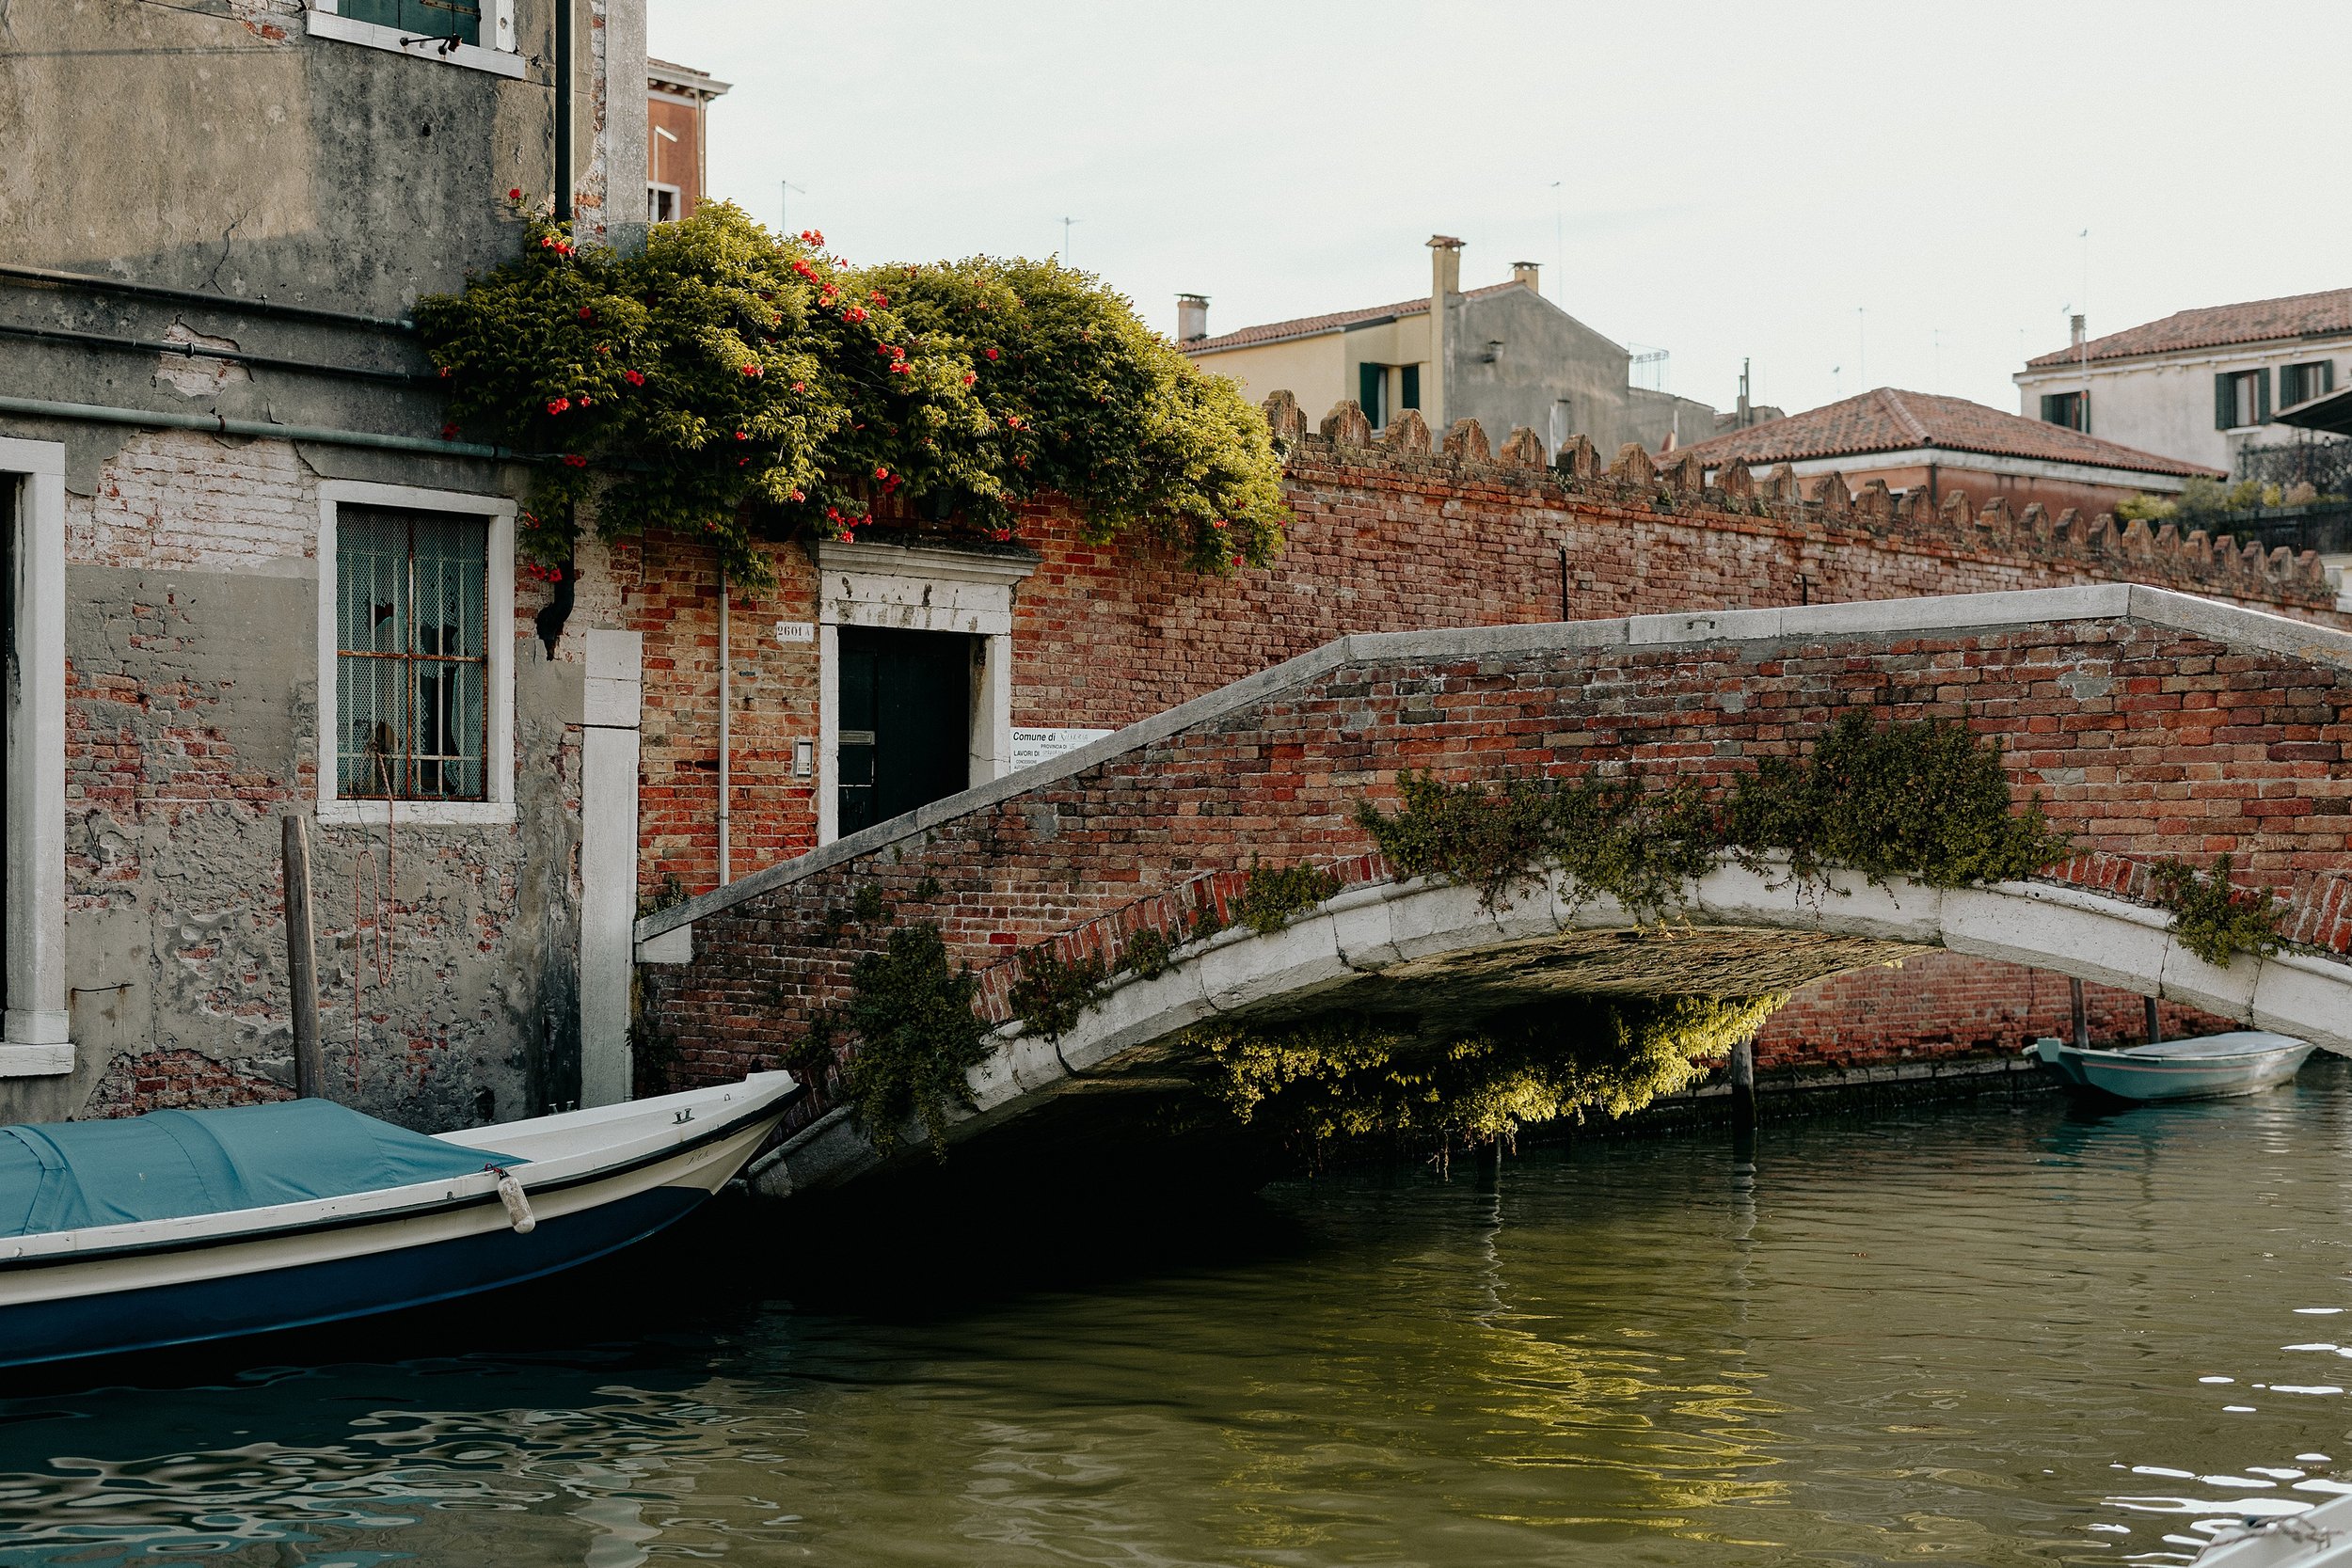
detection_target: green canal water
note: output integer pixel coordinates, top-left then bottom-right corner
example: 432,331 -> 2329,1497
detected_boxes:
8,1068 -> 2352,1567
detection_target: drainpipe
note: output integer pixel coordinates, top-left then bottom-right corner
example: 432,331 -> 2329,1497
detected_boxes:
717,567 -> 731,886
553,0 -> 573,222
0,394 -> 516,459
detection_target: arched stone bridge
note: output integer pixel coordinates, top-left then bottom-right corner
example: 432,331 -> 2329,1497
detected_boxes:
633,584 -> 2352,1194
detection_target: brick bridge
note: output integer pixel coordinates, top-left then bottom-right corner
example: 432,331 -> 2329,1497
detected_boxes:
634,584 -> 2352,1196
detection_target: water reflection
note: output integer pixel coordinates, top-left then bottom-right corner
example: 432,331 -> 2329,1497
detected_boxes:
4,1064 -> 2352,1565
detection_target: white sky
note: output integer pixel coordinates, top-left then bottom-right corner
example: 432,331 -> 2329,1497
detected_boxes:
650,1 -> 2352,422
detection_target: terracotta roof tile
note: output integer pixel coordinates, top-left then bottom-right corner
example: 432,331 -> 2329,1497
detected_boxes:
1671,388 -> 2221,480
1182,281 -> 1522,355
2025,289 -> 2352,368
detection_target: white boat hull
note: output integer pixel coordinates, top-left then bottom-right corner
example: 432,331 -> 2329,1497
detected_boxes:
2026,1032 -> 2314,1103
0,1073 -> 794,1370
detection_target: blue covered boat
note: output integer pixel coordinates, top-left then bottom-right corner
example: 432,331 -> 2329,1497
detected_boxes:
0,1072 -> 795,1370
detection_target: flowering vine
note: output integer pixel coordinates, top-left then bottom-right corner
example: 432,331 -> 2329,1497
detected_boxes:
415,198 -> 1285,590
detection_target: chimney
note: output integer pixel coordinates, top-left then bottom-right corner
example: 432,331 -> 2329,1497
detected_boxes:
1176,293 -> 1209,343
1511,260 -> 1541,294
2071,313 -> 2086,350
1427,234 -> 1463,430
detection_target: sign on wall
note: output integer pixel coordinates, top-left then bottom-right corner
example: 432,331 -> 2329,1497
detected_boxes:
773,620 -> 817,644
1011,727 -> 1115,771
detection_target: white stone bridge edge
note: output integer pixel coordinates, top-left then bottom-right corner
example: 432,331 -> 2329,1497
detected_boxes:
747,863 -> 2352,1198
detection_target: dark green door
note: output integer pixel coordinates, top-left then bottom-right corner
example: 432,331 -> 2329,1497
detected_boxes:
836,626 -> 973,835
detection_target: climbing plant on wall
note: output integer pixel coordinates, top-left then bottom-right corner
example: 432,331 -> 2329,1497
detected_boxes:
415,199 -> 1286,590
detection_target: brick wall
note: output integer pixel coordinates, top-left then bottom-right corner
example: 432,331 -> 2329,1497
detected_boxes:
1749,950 -> 2233,1069
640,608 -> 2352,1099
627,426 -> 2344,903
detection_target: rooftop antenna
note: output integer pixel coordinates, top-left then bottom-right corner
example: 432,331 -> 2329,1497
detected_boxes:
781,178 -> 807,233
1058,215 -> 1081,263
1549,179 -> 1564,289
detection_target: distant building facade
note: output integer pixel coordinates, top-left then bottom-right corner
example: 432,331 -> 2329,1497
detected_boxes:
1177,238 -> 1715,459
2014,290 -> 2352,475
1673,388 -> 2219,518
647,59 -> 729,224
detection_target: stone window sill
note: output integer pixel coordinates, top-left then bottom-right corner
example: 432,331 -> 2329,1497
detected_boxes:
318,800 -> 518,828
304,10 -> 526,79
0,1042 -> 73,1078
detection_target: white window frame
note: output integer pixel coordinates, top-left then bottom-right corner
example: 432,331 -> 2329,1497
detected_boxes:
1,436 -> 72,1075
316,480 -> 516,827
305,0 -> 523,79
648,182 -> 682,224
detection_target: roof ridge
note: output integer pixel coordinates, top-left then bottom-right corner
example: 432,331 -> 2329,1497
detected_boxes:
1876,388 -> 1930,445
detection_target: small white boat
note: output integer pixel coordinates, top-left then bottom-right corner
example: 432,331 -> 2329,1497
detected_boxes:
2196,1489 -> 2352,1564
2025,1031 -> 2315,1102
0,1072 -> 795,1370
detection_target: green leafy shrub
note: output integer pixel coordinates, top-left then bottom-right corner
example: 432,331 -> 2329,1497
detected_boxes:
1722,710 -> 2070,889
1192,993 -> 1784,1149
1007,943 -> 1109,1042
416,201 -> 1285,591
840,924 -> 991,1157
2149,853 -> 2286,967
1120,927 -> 1173,980
1356,713 -> 2067,915
1233,862 -> 1343,934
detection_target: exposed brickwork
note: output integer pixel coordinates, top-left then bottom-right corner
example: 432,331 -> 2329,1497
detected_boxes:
50,432 -> 586,1128
1751,951 -> 2234,1069
79,1048 -> 295,1118
628,429 -> 2344,903
641,610 -> 2352,1103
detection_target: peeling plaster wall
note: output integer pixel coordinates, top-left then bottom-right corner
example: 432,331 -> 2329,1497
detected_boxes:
0,430 -> 596,1129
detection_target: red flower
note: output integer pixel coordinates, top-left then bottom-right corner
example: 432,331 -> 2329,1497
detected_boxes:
961,372 -> 976,386
984,348 -> 999,360
546,397 -> 570,415
578,394 -> 592,406
562,453 -> 588,467
842,306 -> 867,324
889,362 -> 912,375
740,362 -> 762,376
873,466 -> 889,481
736,430 -> 749,440
440,421 -> 459,438
507,187 -> 522,201
800,228 -> 825,246
624,369 -> 645,386
788,488 -> 805,502
790,381 -> 805,392
595,342 -> 611,356
991,527 -> 1012,542
578,306 -> 594,321
437,365 -> 453,378
548,567 -> 564,582
540,236 -> 557,249
738,457 -> 749,467
1210,518 -> 1227,531
868,290 -> 889,307
1005,414 -> 1024,429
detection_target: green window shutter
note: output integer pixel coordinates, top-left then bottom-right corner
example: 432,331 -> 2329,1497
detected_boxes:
1400,364 -> 1420,410
2259,368 -> 2273,423
2041,394 -> 2061,425
2324,361 -> 2338,397
2078,389 -> 2090,435
2216,372 -> 2233,430
1358,362 -> 1384,427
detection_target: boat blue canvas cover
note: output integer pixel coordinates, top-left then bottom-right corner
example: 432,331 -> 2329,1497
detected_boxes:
0,1101 -> 523,1238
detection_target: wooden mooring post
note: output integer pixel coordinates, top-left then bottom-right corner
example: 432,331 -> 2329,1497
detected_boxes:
1729,1033 -> 1757,1133
282,814 -> 325,1099
2070,977 -> 2090,1051
2145,995 -> 2162,1045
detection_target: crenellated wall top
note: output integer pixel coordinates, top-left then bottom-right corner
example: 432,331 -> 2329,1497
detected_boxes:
1258,389 -> 2337,605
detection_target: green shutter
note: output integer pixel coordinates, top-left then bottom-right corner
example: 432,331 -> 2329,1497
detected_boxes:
1400,364 -> 1420,410
2258,368 -> 2273,423
1358,363 -> 1384,427
2216,372 -> 2234,430
2325,361 -> 2338,397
